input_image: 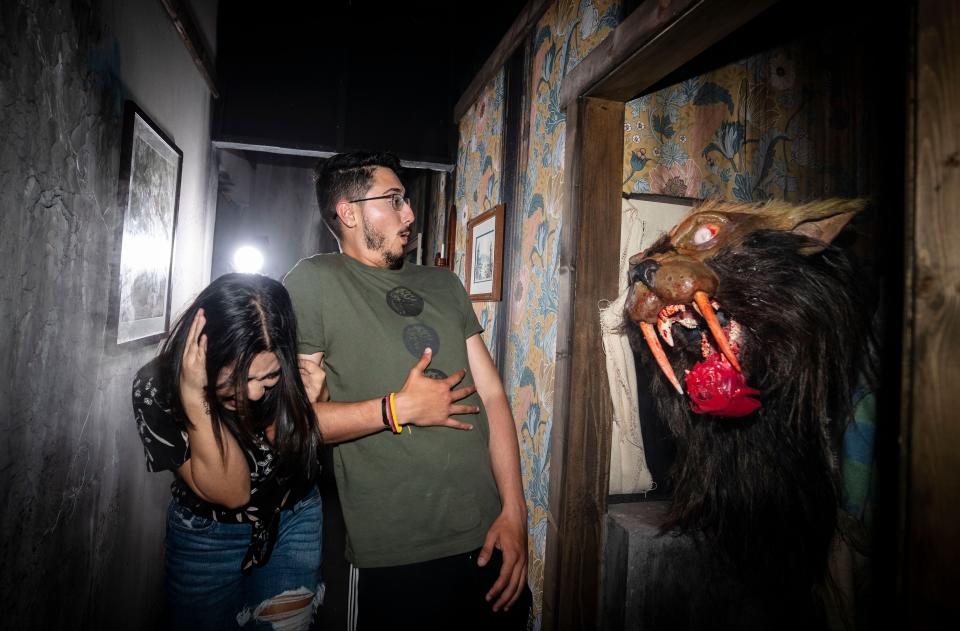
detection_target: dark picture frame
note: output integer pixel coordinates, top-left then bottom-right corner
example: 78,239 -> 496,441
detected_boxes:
443,200 -> 457,270
111,101 -> 182,346
465,203 -> 505,301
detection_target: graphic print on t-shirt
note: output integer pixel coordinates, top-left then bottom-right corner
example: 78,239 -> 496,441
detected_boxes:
386,286 -> 424,317
403,323 -> 439,358
388,286 -> 449,380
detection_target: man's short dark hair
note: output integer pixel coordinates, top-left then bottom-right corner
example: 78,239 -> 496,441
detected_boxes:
314,152 -> 402,240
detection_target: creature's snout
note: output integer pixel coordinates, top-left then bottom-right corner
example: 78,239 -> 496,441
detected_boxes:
625,255 -> 743,397
625,255 -> 720,330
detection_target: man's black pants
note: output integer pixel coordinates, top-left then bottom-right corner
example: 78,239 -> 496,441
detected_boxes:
356,547 -> 533,630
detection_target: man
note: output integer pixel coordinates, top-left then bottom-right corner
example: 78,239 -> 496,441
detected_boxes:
284,152 -> 530,629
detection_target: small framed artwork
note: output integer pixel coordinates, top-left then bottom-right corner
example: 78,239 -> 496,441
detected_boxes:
465,204 -> 505,301
111,101 -> 183,346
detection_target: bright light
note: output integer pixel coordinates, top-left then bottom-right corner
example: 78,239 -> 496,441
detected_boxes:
233,246 -> 264,273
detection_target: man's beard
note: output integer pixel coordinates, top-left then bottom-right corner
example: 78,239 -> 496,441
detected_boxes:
363,216 -> 404,269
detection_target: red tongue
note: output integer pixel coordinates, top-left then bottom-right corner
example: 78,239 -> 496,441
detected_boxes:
684,354 -> 761,417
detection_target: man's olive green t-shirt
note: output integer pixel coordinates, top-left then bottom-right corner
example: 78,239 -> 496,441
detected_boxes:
284,253 -> 502,568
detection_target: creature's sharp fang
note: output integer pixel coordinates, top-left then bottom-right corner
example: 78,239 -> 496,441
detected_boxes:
640,322 -> 684,394
656,313 -> 675,347
693,291 -> 742,373
656,304 -> 697,347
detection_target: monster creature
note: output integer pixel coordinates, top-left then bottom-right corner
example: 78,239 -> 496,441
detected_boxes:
623,198 -> 875,628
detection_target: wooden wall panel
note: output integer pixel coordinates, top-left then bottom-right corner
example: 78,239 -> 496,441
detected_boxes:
545,96 -> 624,630
905,0 -> 960,626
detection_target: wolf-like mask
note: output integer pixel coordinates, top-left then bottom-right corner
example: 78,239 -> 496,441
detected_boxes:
625,198 -> 866,416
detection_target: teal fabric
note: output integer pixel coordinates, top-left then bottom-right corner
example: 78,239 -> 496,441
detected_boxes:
841,380 -> 876,527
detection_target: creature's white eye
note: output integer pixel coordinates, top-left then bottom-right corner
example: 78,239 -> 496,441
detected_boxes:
693,224 -> 719,245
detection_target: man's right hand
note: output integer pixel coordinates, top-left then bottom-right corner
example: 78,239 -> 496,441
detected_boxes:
394,348 -> 477,430
299,354 -> 329,403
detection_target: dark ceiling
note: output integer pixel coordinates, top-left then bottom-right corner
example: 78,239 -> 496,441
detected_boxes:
214,0 -> 527,165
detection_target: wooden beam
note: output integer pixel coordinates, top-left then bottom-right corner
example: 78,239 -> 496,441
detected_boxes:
904,0 -> 960,626
559,0 -> 776,110
494,43 -> 532,374
158,0 -> 219,98
453,0 -> 552,123
544,96 -> 623,631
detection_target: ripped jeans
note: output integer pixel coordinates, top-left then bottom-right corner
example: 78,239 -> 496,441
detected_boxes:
164,489 -> 323,630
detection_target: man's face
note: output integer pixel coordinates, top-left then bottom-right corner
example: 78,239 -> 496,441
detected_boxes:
354,167 -> 415,268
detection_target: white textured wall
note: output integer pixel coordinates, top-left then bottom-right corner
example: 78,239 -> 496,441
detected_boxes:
0,1 -> 218,628
105,0 -> 219,311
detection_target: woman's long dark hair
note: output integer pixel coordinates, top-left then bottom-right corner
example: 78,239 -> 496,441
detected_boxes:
159,273 -> 321,479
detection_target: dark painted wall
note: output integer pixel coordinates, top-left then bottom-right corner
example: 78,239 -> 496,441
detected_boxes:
214,0 -> 526,165
0,0 -> 218,628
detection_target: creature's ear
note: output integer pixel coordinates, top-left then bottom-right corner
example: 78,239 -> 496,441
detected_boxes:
781,198 -> 866,254
793,210 -> 858,253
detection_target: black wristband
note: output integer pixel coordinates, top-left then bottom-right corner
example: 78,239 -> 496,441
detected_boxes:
381,396 -> 390,428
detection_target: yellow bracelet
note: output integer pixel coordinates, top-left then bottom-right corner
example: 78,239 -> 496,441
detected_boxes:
389,392 -> 401,433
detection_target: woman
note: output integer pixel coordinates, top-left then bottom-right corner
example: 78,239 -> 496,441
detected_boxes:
132,273 -> 326,630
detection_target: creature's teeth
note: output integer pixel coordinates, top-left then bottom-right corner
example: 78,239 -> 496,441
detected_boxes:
700,331 -> 714,358
693,291 -> 742,372
656,313 -> 675,347
726,319 -> 743,350
640,322 -> 683,395
690,299 -> 721,317
656,303 -> 696,347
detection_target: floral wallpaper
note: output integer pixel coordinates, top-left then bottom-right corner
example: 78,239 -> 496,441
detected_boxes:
622,41 -> 863,202
454,69 -> 505,351
500,0 -> 620,625
453,1 -> 621,624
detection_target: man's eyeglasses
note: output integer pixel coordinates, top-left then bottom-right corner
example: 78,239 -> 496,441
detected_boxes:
348,192 -> 411,212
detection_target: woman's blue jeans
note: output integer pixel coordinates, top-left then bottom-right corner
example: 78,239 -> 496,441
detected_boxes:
164,489 -> 323,630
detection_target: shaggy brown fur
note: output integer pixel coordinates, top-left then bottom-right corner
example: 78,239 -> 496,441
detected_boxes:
622,199 -> 875,628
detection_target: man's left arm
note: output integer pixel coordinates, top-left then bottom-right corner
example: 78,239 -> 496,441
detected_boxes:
466,333 -> 528,612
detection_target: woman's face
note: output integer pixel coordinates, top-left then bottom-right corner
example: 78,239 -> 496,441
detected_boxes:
215,351 -> 281,410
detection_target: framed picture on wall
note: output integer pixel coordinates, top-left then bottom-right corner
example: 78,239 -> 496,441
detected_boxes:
465,204 -> 505,301
111,100 -> 182,346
